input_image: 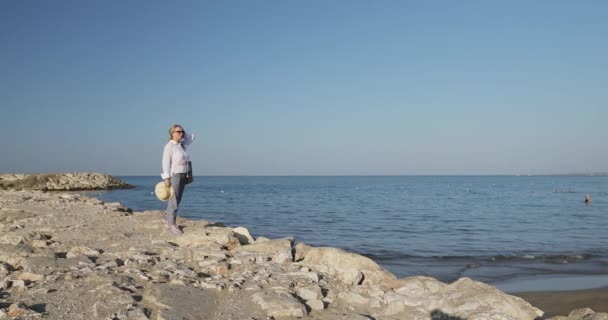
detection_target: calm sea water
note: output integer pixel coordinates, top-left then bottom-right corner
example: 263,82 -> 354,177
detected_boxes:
90,175 -> 608,290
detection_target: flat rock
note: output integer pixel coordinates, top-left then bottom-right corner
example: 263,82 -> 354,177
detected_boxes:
67,246 -> 101,258
236,237 -> 294,263
251,291 -> 308,318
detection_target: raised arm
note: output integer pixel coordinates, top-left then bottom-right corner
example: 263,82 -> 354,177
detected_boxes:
181,133 -> 196,148
161,144 -> 172,180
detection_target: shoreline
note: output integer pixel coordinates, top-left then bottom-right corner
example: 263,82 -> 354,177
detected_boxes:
1,189 -> 606,319
513,287 -> 608,318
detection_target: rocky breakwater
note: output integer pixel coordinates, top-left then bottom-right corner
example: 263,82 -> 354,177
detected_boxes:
0,190 -> 606,320
0,173 -> 133,191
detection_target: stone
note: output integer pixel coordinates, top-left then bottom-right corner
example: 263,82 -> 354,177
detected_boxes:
0,173 -> 133,191
18,272 -> 44,282
236,237 -> 294,263
0,262 -> 14,277
368,297 -> 382,308
207,263 -> 230,276
306,299 -> 325,311
295,242 -> 396,285
11,279 -> 27,291
7,301 -> 39,317
126,307 -> 150,319
66,246 -> 101,258
390,277 -> 544,320
251,291 -> 308,318
232,226 -> 255,245
338,290 -> 370,306
381,276 -> 447,306
255,236 -> 270,243
296,284 -> 323,301
171,226 -> 240,250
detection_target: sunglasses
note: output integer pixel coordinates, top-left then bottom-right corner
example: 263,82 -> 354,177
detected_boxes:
173,130 -> 184,134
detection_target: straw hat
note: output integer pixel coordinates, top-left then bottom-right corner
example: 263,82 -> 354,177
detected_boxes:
155,182 -> 174,201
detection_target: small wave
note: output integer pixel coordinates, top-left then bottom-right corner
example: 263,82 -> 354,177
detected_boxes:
358,251 -> 599,264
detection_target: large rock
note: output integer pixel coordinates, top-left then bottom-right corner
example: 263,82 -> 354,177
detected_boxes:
67,246 -> 101,258
378,277 -> 544,320
236,237 -> 294,263
251,291 -> 308,318
0,173 -> 133,191
232,226 -> 255,245
295,242 -> 396,285
380,276 -> 446,305
170,226 -> 240,250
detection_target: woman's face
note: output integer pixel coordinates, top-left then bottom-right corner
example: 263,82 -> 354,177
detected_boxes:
171,127 -> 185,141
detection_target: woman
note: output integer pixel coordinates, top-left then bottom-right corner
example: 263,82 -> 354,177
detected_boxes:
161,124 -> 196,234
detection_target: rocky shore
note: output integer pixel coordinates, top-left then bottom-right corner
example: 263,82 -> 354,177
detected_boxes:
0,189 -> 606,319
0,174 -> 133,191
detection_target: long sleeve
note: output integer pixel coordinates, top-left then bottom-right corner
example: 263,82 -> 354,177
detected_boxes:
161,144 -> 172,179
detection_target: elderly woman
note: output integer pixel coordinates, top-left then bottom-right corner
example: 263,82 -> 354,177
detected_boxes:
161,124 -> 196,234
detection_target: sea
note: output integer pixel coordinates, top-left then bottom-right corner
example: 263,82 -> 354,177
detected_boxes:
86,175 -> 608,292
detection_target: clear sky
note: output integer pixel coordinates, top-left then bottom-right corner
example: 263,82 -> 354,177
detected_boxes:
1,1 -> 606,176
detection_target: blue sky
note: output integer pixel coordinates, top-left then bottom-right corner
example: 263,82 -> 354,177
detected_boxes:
1,1 -> 606,175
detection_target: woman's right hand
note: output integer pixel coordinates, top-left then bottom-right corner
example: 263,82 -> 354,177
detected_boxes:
164,179 -> 171,187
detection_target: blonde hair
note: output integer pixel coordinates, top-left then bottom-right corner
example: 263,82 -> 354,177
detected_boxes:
168,124 -> 185,140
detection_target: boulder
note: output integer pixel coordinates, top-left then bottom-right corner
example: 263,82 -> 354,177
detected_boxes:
6,302 -> 40,318
338,290 -> 370,306
378,277 -> 544,320
236,237 -> 294,263
306,299 -> 325,311
296,284 -> 323,301
294,242 -> 396,285
381,276 -> 446,306
67,246 -> 101,258
251,291 -> 308,318
232,226 -> 255,245
170,226 -> 240,250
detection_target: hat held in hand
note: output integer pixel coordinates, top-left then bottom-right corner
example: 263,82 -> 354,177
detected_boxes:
155,181 -> 174,201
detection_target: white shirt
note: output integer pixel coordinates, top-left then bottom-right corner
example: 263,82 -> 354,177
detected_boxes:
161,133 -> 196,179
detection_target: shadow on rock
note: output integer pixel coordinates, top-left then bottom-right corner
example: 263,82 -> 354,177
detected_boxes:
430,309 -> 466,320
